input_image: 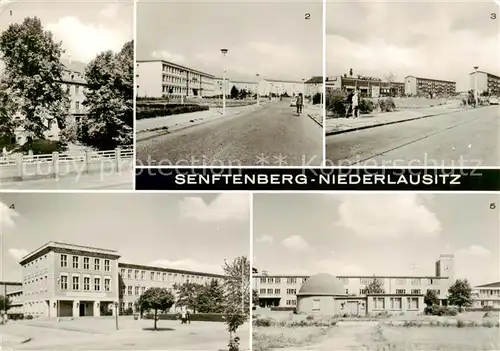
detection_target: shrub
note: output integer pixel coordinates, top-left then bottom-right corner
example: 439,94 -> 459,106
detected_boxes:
143,313 -> 224,322
252,317 -> 274,327
326,94 -> 346,117
457,320 -> 466,328
424,305 -> 458,316
136,104 -> 210,120
25,315 -> 33,320
306,315 -> 314,321
21,139 -> 67,155
378,98 -> 396,112
312,92 -> 322,105
358,99 -> 374,114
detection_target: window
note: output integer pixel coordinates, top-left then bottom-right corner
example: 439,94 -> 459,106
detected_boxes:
120,286 -> 125,296
163,273 -> 166,281
94,259 -> 100,271
411,289 -> 421,294
411,279 -> 421,285
104,278 -> 110,292
72,276 -> 79,290
260,278 -> 266,284
157,272 -> 161,280
312,299 -> 320,311
396,289 -> 406,294
75,101 -> 80,110
375,297 -> 385,309
72,256 -> 79,269
275,278 -> 281,283
267,278 -> 274,284
60,255 -> 67,268
286,289 -> 296,295
84,277 -> 90,291
150,272 -> 155,280
134,270 -> 139,280
84,258 -> 90,270
360,278 -> 371,284
141,271 -> 145,280
260,289 -> 265,294
60,275 -> 68,290
94,277 -> 101,291
104,260 -> 110,272
287,278 -> 297,284
135,286 -> 139,295
274,289 -> 280,294
141,286 -> 145,294
128,286 -> 132,295
390,297 -> 402,310
267,289 -> 273,294
127,270 -> 132,279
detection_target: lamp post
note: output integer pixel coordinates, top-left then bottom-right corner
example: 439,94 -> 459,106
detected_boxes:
473,66 -> 479,106
302,78 -> 306,102
220,49 -> 228,115
256,73 -> 260,106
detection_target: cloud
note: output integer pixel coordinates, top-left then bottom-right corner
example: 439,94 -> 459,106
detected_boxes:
151,50 -> 186,63
315,259 -> 364,275
282,235 -> 310,252
0,201 -> 19,228
149,258 -> 222,274
458,245 -> 491,257
179,193 -> 249,221
99,3 -> 120,19
335,194 -> 441,238
8,248 -> 27,261
46,16 -> 131,63
256,235 -> 274,244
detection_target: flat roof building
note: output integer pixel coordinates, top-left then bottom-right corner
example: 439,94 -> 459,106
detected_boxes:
472,281 -> 500,310
469,70 -> 500,96
325,75 -> 404,97
404,76 -> 456,97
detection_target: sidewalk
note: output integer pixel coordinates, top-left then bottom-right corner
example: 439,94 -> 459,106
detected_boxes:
304,103 -> 323,126
325,103 -> 466,135
136,102 -> 271,141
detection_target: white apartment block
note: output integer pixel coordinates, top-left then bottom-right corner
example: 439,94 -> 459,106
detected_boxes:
472,282 -> 500,309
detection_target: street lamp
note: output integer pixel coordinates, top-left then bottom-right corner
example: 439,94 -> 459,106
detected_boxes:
256,74 -> 260,106
473,66 -> 479,106
220,49 -> 228,115
302,78 -> 306,102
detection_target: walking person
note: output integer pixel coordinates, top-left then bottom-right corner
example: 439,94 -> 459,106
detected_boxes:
186,311 -> 191,324
296,93 -> 304,115
352,89 -> 359,118
345,90 -> 354,118
181,310 -> 187,324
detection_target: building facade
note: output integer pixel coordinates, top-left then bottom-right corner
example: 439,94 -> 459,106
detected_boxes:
404,76 -> 456,97
258,79 -> 304,97
325,75 -> 404,97
472,282 -> 500,309
231,81 -> 258,94
119,263 -> 224,313
304,76 -> 323,98
136,60 -> 215,98
469,71 -> 500,96
254,254 -> 454,313
19,242 -> 121,318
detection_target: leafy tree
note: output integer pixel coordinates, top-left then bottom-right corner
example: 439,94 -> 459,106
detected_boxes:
447,279 -> 472,312
0,17 -> 70,141
365,277 -> 385,294
252,289 -> 259,306
0,295 -> 12,312
223,256 -> 250,344
0,78 -> 18,142
174,281 -> 203,313
80,40 -> 133,150
196,279 -> 225,313
137,287 -> 175,330
230,86 -> 239,99
424,289 -> 439,307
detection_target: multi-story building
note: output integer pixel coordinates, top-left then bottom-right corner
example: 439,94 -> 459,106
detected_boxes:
19,242 -> 121,318
119,263 -> 224,313
213,77 -> 232,96
231,81 -> 258,95
258,79 -> 304,97
325,75 -> 404,97
5,242 -> 227,319
136,60 -> 215,98
469,70 -> 500,96
404,76 -> 456,97
472,282 -> 500,309
254,254 -> 455,311
14,61 -> 89,145
304,76 -> 323,98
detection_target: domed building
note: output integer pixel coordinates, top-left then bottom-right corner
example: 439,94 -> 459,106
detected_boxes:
296,273 -> 348,315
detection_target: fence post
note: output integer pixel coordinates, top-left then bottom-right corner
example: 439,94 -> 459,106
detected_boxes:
52,152 -> 59,179
115,148 -> 121,172
15,154 -> 23,180
85,150 -> 92,174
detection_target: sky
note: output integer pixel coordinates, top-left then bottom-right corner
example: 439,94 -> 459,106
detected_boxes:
326,0 -> 500,91
0,0 -> 133,64
137,0 -> 322,82
253,193 -> 500,287
0,193 -> 250,281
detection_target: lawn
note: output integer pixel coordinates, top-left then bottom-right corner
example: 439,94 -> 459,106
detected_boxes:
253,326 -> 330,350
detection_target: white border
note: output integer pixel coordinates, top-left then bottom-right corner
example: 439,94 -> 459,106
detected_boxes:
249,191 -> 254,346
132,0 -> 138,191
322,0 -> 327,167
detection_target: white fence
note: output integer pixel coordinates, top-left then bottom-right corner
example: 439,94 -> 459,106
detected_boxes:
0,147 -> 134,181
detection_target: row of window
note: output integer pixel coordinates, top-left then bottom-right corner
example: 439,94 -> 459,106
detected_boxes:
285,300 -> 297,306
61,83 -> 85,95
373,297 -> 420,310
259,278 -> 304,284
258,277 -> 438,285
61,255 -> 111,272
259,288 -> 297,295
59,275 -> 111,292
478,289 -> 500,296
121,285 -> 173,297
120,268 -> 219,284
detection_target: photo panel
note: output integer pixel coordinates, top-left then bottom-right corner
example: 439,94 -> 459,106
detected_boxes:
325,0 -> 500,168
135,0 -> 324,167
252,192 -> 500,350
0,0 -> 134,190
0,192 -> 252,350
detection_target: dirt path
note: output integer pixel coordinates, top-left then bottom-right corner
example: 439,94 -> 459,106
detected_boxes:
300,324 -> 379,350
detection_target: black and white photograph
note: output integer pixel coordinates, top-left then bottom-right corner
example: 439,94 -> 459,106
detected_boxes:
135,0 -> 324,167
0,0 -> 134,190
252,193 -> 500,350
325,1 -> 500,167
0,193 -> 251,350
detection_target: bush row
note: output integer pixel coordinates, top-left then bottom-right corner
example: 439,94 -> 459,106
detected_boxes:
136,104 -> 210,120
326,93 -> 396,118
424,305 -> 458,316
253,316 -> 337,328
143,313 -> 224,322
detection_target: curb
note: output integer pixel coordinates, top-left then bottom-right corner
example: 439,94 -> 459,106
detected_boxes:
325,110 -> 463,136
307,113 -> 323,127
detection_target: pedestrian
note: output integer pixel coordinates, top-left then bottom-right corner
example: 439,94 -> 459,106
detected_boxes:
296,93 -> 303,115
186,311 -> 191,324
352,89 -> 359,118
345,91 -> 354,118
181,310 -> 187,324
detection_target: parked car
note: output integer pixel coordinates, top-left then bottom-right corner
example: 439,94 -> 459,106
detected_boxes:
488,97 -> 499,105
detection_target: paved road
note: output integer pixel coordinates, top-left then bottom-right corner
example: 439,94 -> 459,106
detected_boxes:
326,106 -> 500,167
0,171 -> 133,190
137,101 -> 323,167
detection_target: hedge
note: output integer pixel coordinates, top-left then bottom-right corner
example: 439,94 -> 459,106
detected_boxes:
424,305 -> 458,316
21,139 -> 67,155
270,307 -> 295,312
136,104 -> 209,120
143,313 -> 224,322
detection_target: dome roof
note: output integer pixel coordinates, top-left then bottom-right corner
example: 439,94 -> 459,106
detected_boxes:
297,273 -> 347,296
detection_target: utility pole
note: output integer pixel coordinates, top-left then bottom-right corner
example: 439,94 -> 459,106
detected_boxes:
220,49 -> 228,115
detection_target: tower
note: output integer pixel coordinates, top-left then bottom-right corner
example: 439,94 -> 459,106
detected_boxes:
435,254 -> 455,280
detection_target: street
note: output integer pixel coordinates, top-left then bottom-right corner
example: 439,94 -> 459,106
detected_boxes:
136,101 -> 323,167
0,170 -> 133,190
326,106 -> 500,167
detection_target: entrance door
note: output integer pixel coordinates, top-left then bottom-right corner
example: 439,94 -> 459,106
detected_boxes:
79,303 -> 85,316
